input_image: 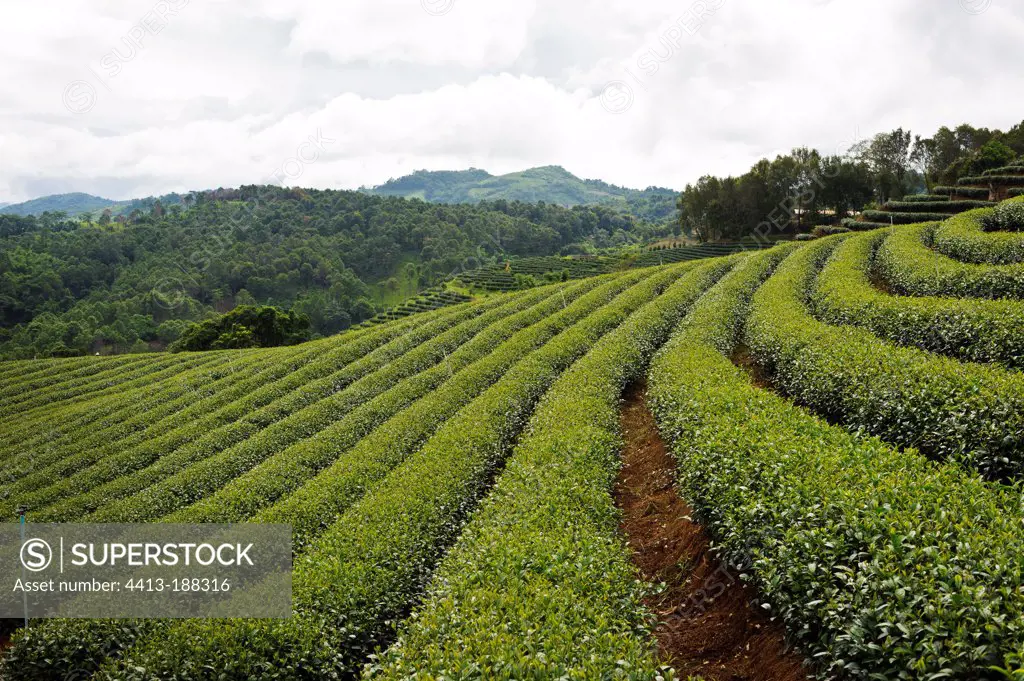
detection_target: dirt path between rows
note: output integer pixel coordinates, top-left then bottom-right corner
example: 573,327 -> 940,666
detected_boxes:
615,381 -> 809,681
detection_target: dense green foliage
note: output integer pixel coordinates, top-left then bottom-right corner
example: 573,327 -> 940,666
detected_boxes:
370,259 -> 730,678
649,245 -> 1024,680
933,203 -> 1024,264
170,305 -> 311,351
814,230 -> 1024,368
876,222 -> 1024,298
747,235 -> 1024,478
366,165 -> 679,224
0,185 -> 660,359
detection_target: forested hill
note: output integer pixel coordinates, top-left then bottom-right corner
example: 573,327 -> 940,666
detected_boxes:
0,191 -> 186,218
0,185 -> 664,359
364,165 -> 678,224
0,192 -> 117,217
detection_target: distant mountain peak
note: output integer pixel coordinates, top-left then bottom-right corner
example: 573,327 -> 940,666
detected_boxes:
0,192 -> 116,217
364,166 -> 677,221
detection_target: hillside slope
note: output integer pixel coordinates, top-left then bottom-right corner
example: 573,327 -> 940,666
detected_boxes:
366,165 -> 678,223
0,192 -> 117,217
0,186 -> 657,359
2,196 -> 1023,680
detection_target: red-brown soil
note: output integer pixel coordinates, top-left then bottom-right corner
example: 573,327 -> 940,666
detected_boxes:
614,381 -> 809,681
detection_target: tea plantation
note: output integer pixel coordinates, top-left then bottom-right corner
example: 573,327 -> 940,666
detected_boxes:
1,197 -> 1023,680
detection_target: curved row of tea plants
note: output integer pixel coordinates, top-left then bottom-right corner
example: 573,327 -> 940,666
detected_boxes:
369,258 -> 736,679
875,222 -> 1024,299
1,277 -> 628,678
812,230 -> 1024,369
880,199 -> 992,213
747,235 -> 1024,478
861,210 -> 951,224
162,275 -> 616,525
648,245 -> 1024,680
0,341 -> 328,479
5,297 -> 511,521
93,263 -> 699,681
932,205 -> 1024,265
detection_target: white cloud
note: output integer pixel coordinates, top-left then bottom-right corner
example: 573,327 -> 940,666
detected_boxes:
0,0 -> 1022,202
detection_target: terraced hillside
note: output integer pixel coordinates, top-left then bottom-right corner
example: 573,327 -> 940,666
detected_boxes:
453,243 -> 774,293
846,165 -> 1024,230
1,197 -> 1023,680
356,287 -> 473,327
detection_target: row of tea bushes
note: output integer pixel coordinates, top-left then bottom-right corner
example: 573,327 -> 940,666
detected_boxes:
812,230 -> 1024,368
96,264 -> 698,680
875,223 -> 1024,299
648,245 -> 1024,680
367,259 -> 734,679
932,205 -> 1024,265
747,235 -> 1024,478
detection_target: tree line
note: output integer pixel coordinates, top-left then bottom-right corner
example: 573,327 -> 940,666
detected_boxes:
0,186 -> 664,359
678,120 -> 1024,242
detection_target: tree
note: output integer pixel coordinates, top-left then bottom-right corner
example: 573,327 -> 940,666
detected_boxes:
171,305 -> 311,352
855,128 -> 915,201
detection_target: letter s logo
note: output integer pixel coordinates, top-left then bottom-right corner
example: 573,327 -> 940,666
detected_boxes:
21,538 -> 52,572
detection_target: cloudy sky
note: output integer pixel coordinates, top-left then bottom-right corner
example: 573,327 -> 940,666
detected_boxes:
0,0 -> 1021,202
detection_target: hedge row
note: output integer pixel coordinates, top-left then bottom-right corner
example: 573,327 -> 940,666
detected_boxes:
78,291 -> 547,524
94,262 -> 702,681
881,200 -> 992,213
861,210 -> 953,224
983,165 -> 1024,176
12,299 -> 506,522
812,230 -> 1024,368
368,258 -> 737,679
163,275 -> 615,526
840,218 -> 891,231
0,351 -> 227,420
932,206 -> 1024,265
958,175 -> 1024,186
0,343 -> 322,481
747,235 -> 1024,478
899,194 -> 949,202
933,185 -> 990,199
0,279 -> 620,679
875,222 -> 1024,299
648,248 -> 1024,679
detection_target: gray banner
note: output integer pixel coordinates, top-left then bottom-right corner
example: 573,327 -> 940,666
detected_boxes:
1,523 -> 291,618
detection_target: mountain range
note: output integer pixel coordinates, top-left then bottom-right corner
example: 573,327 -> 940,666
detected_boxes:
364,165 -> 678,223
1,166 -> 679,225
